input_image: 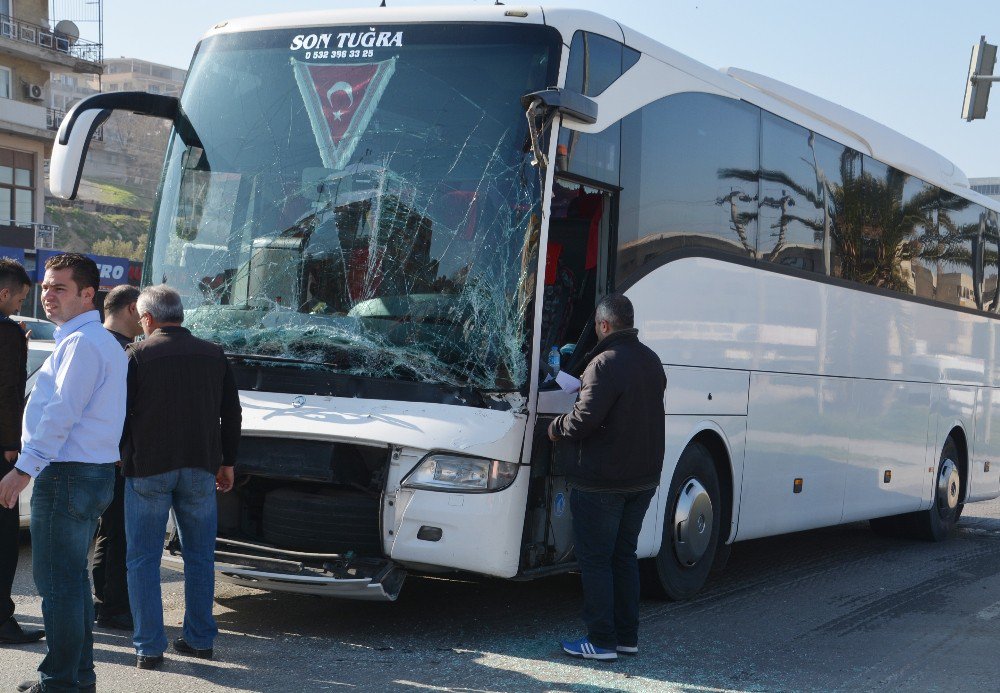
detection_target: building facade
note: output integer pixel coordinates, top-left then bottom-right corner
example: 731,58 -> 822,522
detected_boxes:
102,57 -> 184,97
0,0 -> 101,249
970,177 -> 1000,202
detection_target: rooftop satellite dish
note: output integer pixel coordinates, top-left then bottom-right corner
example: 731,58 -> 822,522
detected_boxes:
54,20 -> 80,45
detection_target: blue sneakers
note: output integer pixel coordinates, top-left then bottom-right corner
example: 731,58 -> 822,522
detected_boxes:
561,636 -> 618,660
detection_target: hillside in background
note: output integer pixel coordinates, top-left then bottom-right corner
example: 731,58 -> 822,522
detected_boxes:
43,110 -> 169,262
46,178 -> 153,261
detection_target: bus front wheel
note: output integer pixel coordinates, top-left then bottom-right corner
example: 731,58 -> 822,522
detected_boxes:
641,442 -> 721,600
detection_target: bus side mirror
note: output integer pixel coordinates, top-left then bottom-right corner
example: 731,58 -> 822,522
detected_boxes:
520,88 -> 598,125
50,91 -> 181,200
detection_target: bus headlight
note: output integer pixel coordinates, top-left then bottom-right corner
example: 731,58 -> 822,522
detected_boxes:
402,454 -> 518,493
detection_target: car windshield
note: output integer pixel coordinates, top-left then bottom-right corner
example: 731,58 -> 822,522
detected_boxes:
145,23 -> 559,391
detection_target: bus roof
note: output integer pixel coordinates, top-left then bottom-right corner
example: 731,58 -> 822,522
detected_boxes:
202,5 -> 994,210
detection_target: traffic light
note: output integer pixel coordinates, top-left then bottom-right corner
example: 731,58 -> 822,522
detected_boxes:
962,36 -> 997,121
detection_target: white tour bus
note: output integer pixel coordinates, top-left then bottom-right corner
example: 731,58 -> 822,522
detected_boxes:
50,6 -> 1000,601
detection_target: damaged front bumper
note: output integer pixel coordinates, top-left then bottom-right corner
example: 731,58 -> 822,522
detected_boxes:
162,536 -> 406,601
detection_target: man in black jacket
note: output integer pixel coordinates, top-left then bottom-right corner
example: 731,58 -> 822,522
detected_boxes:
548,293 -> 665,661
0,258 -> 43,646
92,284 -> 142,631
122,284 -> 241,670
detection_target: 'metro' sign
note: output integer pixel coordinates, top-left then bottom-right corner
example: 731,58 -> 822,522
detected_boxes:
35,250 -> 131,291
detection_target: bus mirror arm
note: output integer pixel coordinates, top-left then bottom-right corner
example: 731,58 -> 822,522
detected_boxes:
51,91 -> 181,200
520,88 -> 598,125
521,89 -> 597,168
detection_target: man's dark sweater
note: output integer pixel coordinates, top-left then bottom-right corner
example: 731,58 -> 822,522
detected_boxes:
122,326 -> 241,478
0,317 -> 26,453
548,328 -> 666,490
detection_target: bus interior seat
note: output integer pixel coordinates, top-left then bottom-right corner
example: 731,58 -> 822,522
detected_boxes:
543,186 -> 605,363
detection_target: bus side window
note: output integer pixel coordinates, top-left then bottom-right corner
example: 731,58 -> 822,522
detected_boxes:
557,31 -> 638,185
616,92 -> 760,287
984,211 -> 1000,312
759,113 -> 835,273
563,30 -> 639,98
937,191 -> 981,309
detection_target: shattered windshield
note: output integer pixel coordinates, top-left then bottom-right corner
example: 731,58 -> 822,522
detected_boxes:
146,23 -> 559,391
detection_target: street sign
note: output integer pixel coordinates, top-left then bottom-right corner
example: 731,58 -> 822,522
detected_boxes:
34,249 -> 130,291
0,246 -> 26,265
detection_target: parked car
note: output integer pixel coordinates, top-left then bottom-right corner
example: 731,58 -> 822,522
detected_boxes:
12,315 -> 56,342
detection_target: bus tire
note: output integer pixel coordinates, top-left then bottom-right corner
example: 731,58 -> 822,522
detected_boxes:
640,442 -> 720,600
910,436 -> 964,542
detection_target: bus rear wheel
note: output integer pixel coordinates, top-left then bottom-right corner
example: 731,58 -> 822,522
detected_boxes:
911,436 -> 964,541
868,436 -> 964,541
641,442 -> 721,600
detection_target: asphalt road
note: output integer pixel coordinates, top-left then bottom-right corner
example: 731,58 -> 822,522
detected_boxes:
4,499 -> 1000,692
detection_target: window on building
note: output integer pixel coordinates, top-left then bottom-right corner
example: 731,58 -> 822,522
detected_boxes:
0,148 -> 34,227
0,66 -> 10,100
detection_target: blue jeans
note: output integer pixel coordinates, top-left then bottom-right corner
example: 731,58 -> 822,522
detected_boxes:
570,487 -> 656,650
124,468 -> 218,656
31,462 -> 115,693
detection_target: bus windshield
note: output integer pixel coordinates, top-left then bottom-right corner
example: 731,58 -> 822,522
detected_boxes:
146,23 -> 559,391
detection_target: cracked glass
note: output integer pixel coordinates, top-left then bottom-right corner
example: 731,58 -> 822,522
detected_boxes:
146,24 -> 560,392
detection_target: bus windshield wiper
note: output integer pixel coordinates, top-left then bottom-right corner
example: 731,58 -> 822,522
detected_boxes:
225,352 -> 343,370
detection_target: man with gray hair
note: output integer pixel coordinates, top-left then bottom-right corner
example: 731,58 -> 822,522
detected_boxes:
548,293 -> 666,661
122,284 -> 241,670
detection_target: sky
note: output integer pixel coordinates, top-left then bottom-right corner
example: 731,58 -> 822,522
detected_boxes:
96,0 -> 1000,178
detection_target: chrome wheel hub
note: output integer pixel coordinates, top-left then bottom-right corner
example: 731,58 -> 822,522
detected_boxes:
673,478 -> 714,566
937,458 -> 960,513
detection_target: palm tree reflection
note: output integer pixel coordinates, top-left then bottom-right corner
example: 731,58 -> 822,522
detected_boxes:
718,142 -> 987,307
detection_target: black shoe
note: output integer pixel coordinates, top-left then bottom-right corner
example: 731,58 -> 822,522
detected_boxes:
93,601 -> 101,622
0,617 -> 45,644
136,653 -> 164,670
96,611 -> 134,631
173,637 -> 213,660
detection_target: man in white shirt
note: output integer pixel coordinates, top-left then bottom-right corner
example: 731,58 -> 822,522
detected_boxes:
0,253 -> 127,693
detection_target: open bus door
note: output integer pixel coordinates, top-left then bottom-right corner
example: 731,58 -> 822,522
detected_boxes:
521,176 -> 618,574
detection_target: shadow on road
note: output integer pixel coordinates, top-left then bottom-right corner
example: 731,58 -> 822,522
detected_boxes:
184,510 -> 1000,691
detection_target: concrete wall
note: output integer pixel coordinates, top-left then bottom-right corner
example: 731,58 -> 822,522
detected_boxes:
0,54 -> 50,102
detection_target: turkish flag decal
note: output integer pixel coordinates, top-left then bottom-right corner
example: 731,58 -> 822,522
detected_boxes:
292,57 -> 397,169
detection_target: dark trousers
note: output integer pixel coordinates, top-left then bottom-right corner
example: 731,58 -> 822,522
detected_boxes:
31,462 -> 114,692
570,486 -> 656,650
0,458 -> 17,623
92,466 -> 129,617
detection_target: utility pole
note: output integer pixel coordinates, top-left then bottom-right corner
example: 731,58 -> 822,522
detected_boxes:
962,36 -> 998,121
